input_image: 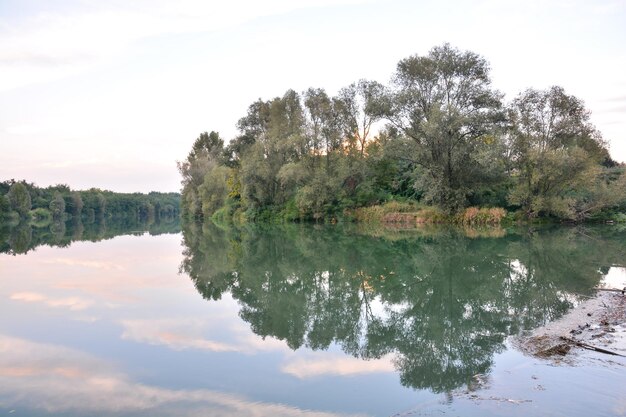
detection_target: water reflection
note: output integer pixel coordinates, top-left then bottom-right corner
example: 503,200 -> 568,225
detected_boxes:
0,334 -> 362,417
0,216 -> 180,255
0,229 -> 377,417
180,222 -> 626,393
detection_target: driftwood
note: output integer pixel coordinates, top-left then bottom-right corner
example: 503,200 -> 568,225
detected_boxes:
559,336 -> 626,357
593,287 -> 625,294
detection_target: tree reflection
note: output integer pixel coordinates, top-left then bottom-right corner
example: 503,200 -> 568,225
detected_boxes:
181,222 -> 626,393
0,216 -> 181,255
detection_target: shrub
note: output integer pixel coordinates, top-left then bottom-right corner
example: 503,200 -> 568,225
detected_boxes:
29,208 -> 51,227
456,207 -> 507,225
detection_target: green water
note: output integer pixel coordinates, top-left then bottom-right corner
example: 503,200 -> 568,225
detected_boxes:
1,220 -> 625,416
181,223 -> 626,394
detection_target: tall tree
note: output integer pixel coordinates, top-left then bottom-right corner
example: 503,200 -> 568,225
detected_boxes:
65,191 -> 84,218
337,79 -> 386,157
239,90 -> 306,210
178,131 -> 225,218
385,44 -> 504,211
0,195 -> 10,218
7,182 -> 32,218
507,86 -> 612,218
49,192 -> 66,221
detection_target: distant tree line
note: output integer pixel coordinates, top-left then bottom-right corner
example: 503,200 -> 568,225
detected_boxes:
179,44 -> 626,223
0,180 -> 180,224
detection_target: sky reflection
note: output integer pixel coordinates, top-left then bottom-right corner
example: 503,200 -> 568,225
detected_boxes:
3,227 -> 625,416
0,232 -> 415,416
0,334 -> 368,417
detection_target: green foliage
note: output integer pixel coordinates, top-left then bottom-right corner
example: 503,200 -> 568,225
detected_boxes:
385,43 -> 506,212
199,166 -> 231,218
49,192 -> 66,221
0,181 -> 180,226
64,192 -> 84,218
7,182 -> 32,218
8,221 -> 32,254
178,131 -> 225,219
0,194 -> 11,218
507,86 -> 612,220
178,44 -> 624,224
29,207 -> 51,227
609,213 -> 626,223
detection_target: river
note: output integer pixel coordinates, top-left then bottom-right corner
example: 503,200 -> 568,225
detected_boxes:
1,219 -> 625,416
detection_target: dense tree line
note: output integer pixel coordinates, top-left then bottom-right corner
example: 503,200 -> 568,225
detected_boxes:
0,180 -> 180,224
179,44 -> 625,223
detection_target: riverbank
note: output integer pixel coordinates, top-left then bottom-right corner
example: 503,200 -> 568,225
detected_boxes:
516,290 -> 626,362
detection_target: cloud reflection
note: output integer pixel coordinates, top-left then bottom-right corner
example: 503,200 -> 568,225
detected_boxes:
42,257 -> 125,270
282,353 -> 395,379
10,292 -> 93,311
120,318 -> 289,354
0,334 -> 368,417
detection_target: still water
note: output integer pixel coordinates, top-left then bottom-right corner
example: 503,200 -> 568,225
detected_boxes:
1,219 -> 625,416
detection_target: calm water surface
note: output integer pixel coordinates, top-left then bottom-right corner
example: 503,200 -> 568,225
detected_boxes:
1,220 -> 625,416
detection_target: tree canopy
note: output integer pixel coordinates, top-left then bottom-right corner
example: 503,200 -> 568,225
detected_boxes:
179,44 -> 624,223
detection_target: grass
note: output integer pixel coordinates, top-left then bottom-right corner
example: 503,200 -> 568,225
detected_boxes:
455,207 -> 507,226
354,202 -> 508,226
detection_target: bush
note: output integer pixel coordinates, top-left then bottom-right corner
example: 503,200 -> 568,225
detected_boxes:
415,207 -> 447,224
353,200 -> 420,223
456,207 -> 507,225
29,208 -> 51,227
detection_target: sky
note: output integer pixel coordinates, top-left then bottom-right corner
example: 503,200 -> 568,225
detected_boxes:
0,0 -> 625,193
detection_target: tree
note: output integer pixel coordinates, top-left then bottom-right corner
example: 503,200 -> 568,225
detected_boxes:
65,192 -> 84,218
49,192 -> 66,221
303,87 -> 332,159
7,182 -> 32,218
81,189 -> 107,222
507,86 -> 611,218
385,44 -> 504,212
198,165 -> 231,218
239,90 -> 306,211
336,79 -> 386,157
188,131 -> 225,162
0,195 -> 11,218
178,131 -> 225,218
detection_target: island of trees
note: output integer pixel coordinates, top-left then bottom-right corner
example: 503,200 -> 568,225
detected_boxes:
179,44 -> 626,224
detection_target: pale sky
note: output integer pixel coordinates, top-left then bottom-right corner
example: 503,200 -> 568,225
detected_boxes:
1,0 -> 625,193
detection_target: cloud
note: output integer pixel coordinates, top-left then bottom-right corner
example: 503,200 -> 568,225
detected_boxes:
3,124 -> 44,135
0,334 -> 367,417
602,95 -> 626,103
0,0 -> 370,91
605,105 -> 626,114
10,292 -> 94,311
282,353 -> 395,379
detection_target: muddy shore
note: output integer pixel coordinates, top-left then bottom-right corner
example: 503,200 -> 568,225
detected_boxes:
516,290 -> 626,362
